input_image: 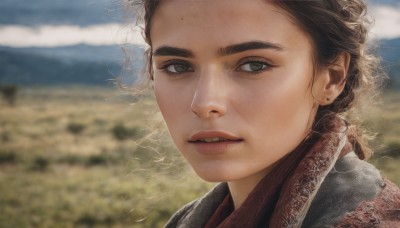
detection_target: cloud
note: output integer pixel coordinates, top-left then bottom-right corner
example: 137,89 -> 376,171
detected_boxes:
0,4 -> 399,48
0,23 -> 147,47
369,5 -> 400,39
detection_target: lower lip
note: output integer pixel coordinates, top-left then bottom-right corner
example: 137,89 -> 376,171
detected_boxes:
188,140 -> 243,155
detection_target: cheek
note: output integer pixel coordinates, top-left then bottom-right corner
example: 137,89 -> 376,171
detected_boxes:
244,79 -> 312,121
153,78 -> 191,143
154,81 -> 179,124
243,68 -> 314,148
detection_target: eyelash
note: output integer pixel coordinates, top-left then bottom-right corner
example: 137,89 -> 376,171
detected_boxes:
235,57 -> 274,74
158,60 -> 194,75
157,57 -> 275,75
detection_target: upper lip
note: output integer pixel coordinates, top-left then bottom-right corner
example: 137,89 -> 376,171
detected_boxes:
188,131 -> 243,142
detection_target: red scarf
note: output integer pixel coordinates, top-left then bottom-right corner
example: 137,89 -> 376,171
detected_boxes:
205,118 -> 352,228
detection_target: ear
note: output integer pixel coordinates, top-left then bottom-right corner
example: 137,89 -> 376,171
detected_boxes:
313,52 -> 350,105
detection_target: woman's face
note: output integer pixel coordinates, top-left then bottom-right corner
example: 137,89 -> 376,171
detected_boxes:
151,0 -> 320,182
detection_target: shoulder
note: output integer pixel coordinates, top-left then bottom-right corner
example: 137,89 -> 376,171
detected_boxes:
165,183 -> 228,228
303,152 -> 400,227
165,199 -> 198,228
336,177 -> 400,227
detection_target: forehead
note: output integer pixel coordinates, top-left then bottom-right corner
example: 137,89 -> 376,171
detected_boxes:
150,0 -> 311,53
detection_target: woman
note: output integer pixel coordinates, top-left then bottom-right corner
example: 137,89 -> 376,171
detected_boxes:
129,0 -> 400,227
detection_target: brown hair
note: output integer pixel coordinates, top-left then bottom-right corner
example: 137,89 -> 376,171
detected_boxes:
127,0 -> 385,159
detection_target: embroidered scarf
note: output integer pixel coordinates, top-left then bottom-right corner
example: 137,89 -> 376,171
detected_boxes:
205,118 -> 352,228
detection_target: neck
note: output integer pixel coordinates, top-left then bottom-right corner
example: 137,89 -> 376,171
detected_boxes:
227,165 -> 275,209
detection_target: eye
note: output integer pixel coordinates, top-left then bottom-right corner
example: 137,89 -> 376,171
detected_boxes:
166,64 -> 191,73
237,61 -> 269,73
235,56 -> 275,74
159,61 -> 194,74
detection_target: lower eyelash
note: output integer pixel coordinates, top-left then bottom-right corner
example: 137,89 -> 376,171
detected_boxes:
236,62 -> 273,74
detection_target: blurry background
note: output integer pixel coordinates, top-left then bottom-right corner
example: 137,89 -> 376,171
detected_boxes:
0,0 -> 399,227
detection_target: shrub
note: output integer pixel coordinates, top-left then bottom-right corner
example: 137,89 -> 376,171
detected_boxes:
56,154 -> 84,165
66,122 -> 85,136
30,156 -> 49,171
0,150 -> 17,164
384,142 -> 400,158
75,214 -> 97,226
0,84 -> 18,106
1,131 -> 11,143
86,154 -> 108,166
111,123 -> 138,141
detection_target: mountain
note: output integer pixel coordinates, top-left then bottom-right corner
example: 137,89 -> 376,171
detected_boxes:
0,44 -> 145,86
0,40 -> 398,88
379,38 -> 400,63
379,38 -> 400,89
0,45 -> 124,63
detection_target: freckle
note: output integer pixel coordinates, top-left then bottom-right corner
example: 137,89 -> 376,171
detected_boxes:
180,17 -> 184,21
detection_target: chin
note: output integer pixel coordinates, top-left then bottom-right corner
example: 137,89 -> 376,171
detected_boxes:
190,164 -> 245,183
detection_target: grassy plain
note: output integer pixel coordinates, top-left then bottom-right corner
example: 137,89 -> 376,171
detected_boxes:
0,86 -> 212,228
0,86 -> 399,227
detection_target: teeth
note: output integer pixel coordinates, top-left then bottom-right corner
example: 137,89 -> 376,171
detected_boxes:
199,137 -> 227,143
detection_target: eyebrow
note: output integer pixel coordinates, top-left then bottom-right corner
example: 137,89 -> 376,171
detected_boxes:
152,41 -> 283,58
218,41 -> 284,56
153,46 -> 194,58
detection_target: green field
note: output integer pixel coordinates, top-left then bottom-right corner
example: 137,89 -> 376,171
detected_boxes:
0,86 -> 399,227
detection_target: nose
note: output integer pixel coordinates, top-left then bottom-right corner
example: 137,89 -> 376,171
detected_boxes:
191,70 -> 227,119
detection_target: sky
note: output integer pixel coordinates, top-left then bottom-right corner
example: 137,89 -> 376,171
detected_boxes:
369,4 -> 400,40
0,0 -> 399,48
0,0 -> 146,47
